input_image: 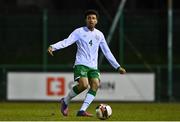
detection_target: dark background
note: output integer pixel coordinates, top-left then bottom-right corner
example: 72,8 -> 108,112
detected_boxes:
0,0 -> 179,102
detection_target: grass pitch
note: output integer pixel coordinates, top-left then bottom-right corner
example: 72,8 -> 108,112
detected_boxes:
0,102 -> 180,121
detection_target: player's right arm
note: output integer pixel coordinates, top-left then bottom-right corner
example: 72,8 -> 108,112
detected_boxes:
99,34 -> 126,74
47,46 -> 54,56
47,29 -> 79,56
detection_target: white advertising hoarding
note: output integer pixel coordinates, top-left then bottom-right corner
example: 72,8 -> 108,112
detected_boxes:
7,72 -> 155,101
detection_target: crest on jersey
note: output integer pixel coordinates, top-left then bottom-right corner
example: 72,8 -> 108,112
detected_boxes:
95,35 -> 100,41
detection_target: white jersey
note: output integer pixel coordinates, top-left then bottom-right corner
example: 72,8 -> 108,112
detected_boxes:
51,26 -> 120,70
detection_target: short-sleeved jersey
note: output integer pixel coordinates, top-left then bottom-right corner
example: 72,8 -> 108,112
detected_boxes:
51,26 -> 120,69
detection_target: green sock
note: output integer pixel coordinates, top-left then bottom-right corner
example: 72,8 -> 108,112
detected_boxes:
80,89 -> 96,111
73,85 -> 80,94
64,85 -> 80,105
87,89 -> 96,96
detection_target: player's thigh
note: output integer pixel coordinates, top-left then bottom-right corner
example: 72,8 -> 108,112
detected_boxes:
89,78 -> 100,91
74,65 -> 88,81
88,70 -> 100,90
78,77 -> 89,89
74,65 -> 89,88
88,69 -> 100,80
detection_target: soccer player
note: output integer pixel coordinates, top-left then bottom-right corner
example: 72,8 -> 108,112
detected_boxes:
47,9 -> 126,117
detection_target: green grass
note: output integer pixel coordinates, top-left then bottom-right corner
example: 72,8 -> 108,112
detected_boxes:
0,102 -> 180,121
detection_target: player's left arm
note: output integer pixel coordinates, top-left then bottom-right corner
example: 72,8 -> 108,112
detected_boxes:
117,67 -> 126,74
99,36 -> 126,74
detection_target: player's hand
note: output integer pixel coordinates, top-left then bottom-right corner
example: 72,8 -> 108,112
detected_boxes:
47,46 -> 54,56
118,67 -> 126,74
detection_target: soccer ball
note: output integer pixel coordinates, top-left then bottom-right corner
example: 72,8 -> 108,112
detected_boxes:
95,104 -> 112,120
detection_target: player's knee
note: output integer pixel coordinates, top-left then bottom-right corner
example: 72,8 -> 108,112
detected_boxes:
95,80 -> 100,89
81,83 -> 89,90
78,78 -> 89,90
91,79 -> 100,90
79,81 -> 89,90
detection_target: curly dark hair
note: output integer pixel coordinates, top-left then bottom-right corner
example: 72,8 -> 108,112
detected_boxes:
84,9 -> 99,19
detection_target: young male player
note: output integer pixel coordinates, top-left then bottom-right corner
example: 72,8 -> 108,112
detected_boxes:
48,9 -> 126,117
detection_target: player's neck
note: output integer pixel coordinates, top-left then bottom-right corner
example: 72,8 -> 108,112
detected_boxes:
87,26 -> 94,31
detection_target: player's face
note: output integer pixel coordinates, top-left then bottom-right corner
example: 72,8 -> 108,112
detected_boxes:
86,14 -> 98,31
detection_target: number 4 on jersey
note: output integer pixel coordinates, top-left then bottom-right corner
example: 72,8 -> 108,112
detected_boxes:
89,40 -> 93,46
